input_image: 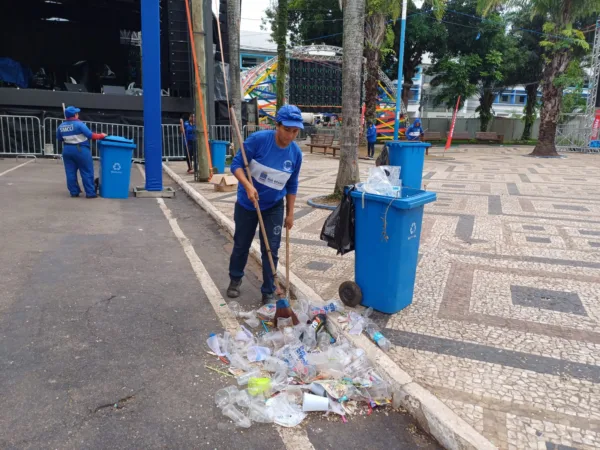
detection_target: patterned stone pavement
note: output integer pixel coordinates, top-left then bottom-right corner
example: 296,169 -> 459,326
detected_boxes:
170,145 -> 600,450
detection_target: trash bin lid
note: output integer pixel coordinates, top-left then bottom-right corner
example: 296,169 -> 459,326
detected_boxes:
100,136 -> 137,149
387,140 -> 432,148
350,187 -> 436,210
209,140 -> 230,145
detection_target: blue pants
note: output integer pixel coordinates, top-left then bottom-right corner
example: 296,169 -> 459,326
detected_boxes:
368,142 -> 375,157
63,145 -> 96,197
229,200 -> 284,294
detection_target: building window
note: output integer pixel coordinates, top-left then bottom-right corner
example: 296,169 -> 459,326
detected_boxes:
241,56 -> 262,69
518,95 -> 526,104
500,94 -> 510,103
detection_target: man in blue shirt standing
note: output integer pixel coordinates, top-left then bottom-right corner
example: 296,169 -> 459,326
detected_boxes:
56,106 -> 106,198
366,121 -> 377,159
227,105 -> 304,304
183,114 -> 196,174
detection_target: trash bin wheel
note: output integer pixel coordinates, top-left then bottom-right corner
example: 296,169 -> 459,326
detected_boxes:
339,281 -> 362,307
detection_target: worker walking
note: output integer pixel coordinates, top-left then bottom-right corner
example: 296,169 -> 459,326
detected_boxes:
227,105 -> 304,304
366,121 -> 377,159
184,114 -> 196,174
56,106 -> 106,198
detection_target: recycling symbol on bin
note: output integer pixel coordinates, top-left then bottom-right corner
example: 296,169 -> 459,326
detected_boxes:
112,162 -> 122,171
410,222 -> 417,235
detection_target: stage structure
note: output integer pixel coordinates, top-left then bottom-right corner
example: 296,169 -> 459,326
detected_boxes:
240,45 -> 408,139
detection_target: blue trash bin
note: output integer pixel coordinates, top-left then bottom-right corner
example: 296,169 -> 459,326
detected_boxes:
210,140 -> 228,174
387,141 -> 431,189
350,188 -> 436,314
98,136 -> 136,199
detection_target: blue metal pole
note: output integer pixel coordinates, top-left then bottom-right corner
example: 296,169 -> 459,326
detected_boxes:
141,0 -> 163,191
393,0 -> 408,140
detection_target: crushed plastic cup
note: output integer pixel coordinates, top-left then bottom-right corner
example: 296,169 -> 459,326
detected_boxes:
309,382 -> 326,397
265,394 -> 306,428
235,326 -> 253,342
244,316 -> 261,328
207,333 -> 225,356
228,301 -> 241,318
237,369 -> 261,386
263,356 -> 288,374
215,385 -> 239,408
302,392 -> 330,412
222,404 -> 252,428
235,389 -> 251,408
247,346 -> 271,362
277,317 -> 293,329
248,402 -> 274,423
260,331 -> 285,350
248,377 -> 271,396
230,352 -> 252,371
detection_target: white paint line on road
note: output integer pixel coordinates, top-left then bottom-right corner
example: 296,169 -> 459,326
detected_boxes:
0,159 -> 35,178
139,166 -> 315,450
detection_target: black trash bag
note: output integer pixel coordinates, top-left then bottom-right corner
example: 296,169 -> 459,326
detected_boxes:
320,186 -> 356,255
376,144 -> 389,166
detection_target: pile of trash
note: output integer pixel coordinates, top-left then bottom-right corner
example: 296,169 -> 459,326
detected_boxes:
356,166 -> 402,197
207,299 -> 393,428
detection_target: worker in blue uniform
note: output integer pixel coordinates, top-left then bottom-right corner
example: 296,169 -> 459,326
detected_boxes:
406,119 -> 424,141
227,105 -> 304,304
183,114 -> 196,174
56,106 -> 106,198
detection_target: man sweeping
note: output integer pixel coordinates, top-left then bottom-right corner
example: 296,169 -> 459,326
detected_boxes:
227,105 -> 304,304
56,106 -> 106,198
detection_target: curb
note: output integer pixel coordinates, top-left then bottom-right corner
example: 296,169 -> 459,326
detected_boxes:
163,163 -> 497,450
307,197 -> 337,211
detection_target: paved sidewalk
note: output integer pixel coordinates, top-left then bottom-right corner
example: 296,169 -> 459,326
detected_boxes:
170,145 -> 600,450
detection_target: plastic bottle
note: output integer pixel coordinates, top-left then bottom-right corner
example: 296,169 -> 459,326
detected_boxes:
308,300 -> 345,318
207,333 -> 224,356
365,323 -> 391,352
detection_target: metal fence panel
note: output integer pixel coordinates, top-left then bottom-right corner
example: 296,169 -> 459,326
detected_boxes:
243,124 -> 275,140
209,125 -> 233,143
0,115 -> 43,155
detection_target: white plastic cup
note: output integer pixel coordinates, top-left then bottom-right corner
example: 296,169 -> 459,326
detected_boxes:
215,385 -> 239,408
247,346 -> 272,362
302,392 -> 330,412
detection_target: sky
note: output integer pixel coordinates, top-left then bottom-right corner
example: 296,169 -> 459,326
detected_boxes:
212,0 -> 272,33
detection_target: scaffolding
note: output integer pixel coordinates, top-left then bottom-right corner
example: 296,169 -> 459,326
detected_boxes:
241,44 -> 408,136
556,19 -> 600,153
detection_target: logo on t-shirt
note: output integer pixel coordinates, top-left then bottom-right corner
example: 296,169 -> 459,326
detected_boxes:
283,160 -> 293,172
259,171 -> 268,182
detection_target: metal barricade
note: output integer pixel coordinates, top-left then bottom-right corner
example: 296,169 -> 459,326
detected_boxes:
243,124 -> 275,140
0,115 -> 43,156
556,125 -> 599,153
209,125 -> 233,143
161,124 -> 187,160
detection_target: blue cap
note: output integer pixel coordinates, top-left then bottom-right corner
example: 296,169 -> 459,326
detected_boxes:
276,299 -> 289,309
65,106 -> 80,118
276,105 -> 304,129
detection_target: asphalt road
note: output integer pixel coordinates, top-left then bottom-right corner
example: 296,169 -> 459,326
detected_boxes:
0,158 -> 440,450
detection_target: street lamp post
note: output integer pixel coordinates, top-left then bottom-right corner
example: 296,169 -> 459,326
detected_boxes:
393,0 -> 408,140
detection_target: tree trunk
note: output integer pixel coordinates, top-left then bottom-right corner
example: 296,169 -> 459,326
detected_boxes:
532,51 -> 570,157
478,90 -> 495,132
401,67 -> 416,111
334,0 -> 366,195
364,45 -> 380,124
227,0 -> 243,151
521,83 -> 538,141
276,0 -> 288,110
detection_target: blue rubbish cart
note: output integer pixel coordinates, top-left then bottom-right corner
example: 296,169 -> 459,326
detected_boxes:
387,141 -> 431,189
350,188 -> 436,314
98,136 -> 136,199
209,140 -> 228,174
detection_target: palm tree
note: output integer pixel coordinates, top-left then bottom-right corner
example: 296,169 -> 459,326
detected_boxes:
335,0 -> 366,194
478,0 -> 600,156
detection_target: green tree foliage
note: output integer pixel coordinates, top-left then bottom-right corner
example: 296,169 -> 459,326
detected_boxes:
427,1 -> 520,131
478,0 -> 600,156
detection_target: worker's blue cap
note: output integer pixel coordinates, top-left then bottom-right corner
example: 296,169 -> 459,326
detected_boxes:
65,106 -> 80,118
276,105 -> 304,129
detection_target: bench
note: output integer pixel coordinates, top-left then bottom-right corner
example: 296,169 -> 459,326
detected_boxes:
452,132 -> 471,141
308,134 -> 336,156
475,132 -> 504,144
423,131 -> 444,142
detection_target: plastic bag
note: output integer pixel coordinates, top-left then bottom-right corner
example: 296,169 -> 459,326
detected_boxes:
356,167 -> 401,197
376,144 -> 389,166
320,186 -> 356,255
